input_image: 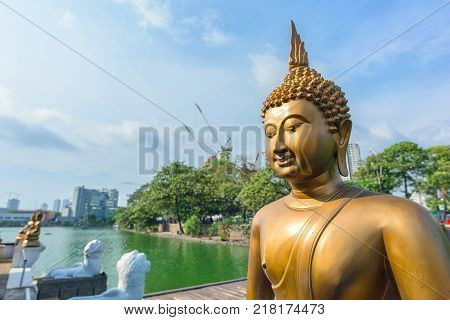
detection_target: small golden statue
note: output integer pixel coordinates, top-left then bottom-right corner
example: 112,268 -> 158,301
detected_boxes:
247,21 -> 449,300
16,210 -> 43,247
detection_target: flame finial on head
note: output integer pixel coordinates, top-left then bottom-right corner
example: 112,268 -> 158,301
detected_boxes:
289,20 -> 309,70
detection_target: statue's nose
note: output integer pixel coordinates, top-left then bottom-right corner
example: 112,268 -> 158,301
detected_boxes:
273,135 -> 288,155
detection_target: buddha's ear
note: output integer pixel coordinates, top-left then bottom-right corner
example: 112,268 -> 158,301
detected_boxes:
334,119 -> 352,177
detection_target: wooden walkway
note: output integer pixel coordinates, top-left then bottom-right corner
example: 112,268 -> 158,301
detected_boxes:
144,278 -> 247,300
0,260 -> 11,299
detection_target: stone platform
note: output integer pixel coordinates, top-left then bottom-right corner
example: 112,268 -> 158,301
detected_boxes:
144,278 -> 247,300
0,259 -> 11,299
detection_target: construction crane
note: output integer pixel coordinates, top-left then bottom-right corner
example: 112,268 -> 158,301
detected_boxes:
192,103 -> 267,170
3,192 -> 22,208
3,192 -> 22,200
121,182 -> 141,186
194,103 -> 233,168
193,103 -> 233,152
194,103 -> 223,147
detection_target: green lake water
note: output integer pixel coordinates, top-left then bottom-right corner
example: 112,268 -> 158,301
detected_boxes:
0,227 -> 249,293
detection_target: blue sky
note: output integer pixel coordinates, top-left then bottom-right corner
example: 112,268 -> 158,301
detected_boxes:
0,0 -> 449,209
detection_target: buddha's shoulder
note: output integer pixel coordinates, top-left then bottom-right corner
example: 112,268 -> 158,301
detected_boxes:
349,187 -> 431,218
352,188 -> 424,208
252,196 -> 289,225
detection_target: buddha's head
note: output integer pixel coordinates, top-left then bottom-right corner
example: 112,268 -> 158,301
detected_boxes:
262,21 -> 351,185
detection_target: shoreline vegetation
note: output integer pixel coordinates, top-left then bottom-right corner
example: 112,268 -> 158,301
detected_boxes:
122,229 -> 249,246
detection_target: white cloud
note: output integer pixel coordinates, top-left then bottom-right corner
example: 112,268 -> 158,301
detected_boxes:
131,0 -> 171,29
202,28 -> 230,46
197,10 -> 231,46
0,86 -> 13,114
0,86 -> 70,125
0,86 -> 140,150
79,120 -> 140,147
249,52 -> 285,90
434,127 -> 450,141
116,0 -> 171,30
368,121 -> 395,140
350,81 -> 450,158
117,1 -> 231,46
60,10 -> 76,29
0,86 -> 76,150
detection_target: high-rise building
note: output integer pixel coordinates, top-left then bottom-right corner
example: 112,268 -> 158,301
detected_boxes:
53,199 -> 61,212
102,188 -> 119,208
7,198 -> 20,211
61,206 -> 73,218
41,202 -> 48,211
347,143 -> 362,180
61,199 -> 70,210
72,186 -> 119,220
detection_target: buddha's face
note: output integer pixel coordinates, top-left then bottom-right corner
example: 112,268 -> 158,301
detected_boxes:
264,99 -> 337,182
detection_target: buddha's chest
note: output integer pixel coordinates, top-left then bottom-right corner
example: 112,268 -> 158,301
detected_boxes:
260,208 -> 388,299
260,211 -> 314,277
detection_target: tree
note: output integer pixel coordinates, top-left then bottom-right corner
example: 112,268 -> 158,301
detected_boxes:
381,142 -> 429,198
127,182 -> 151,206
238,166 -> 290,214
85,213 -> 98,225
205,148 -> 244,218
114,207 -> 131,228
145,162 -> 217,234
114,183 -> 162,230
351,154 -> 398,193
179,168 -> 220,222
422,145 -> 449,211
236,155 -> 258,182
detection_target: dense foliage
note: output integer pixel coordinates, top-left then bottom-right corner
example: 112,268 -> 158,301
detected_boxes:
114,149 -> 289,234
352,142 -> 448,210
237,166 -> 290,213
114,142 -> 449,234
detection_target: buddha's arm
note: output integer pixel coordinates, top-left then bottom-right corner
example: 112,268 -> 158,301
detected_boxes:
383,201 -> 450,299
247,215 -> 273,300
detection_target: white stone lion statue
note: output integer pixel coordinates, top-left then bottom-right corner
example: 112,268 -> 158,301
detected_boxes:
47,239 -> 103,279
70,250 -> 151,300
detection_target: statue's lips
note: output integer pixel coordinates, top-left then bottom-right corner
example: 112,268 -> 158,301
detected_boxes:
274,155 -> 295,167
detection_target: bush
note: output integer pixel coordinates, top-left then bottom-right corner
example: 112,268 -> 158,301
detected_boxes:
61,220 -> 73,227
207,221 -> 219,237
184,215 -> 202,237
239,222 -> 252,239
217,218 -> 232,241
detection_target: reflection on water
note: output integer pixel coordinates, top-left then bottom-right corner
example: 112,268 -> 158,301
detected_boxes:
0,227 -> 249,293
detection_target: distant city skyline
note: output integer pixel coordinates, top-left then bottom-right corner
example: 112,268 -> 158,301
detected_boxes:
0,188 -> 119,212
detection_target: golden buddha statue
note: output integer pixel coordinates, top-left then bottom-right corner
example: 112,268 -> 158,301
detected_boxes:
16,210 -> 43,247
247,21 -> 449,300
